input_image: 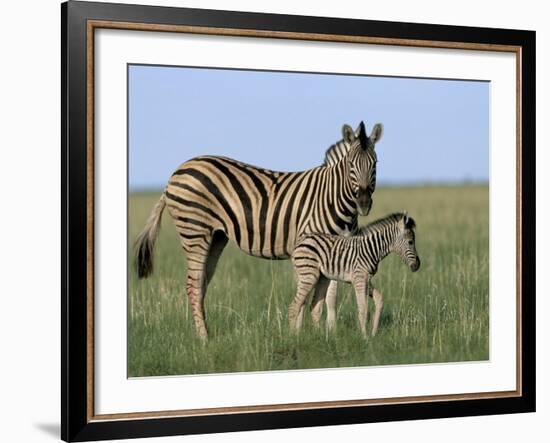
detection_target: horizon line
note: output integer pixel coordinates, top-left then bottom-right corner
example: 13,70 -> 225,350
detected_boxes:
128,180 -> 489,193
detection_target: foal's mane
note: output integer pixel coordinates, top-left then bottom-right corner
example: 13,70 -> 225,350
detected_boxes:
359,212 -> 415,236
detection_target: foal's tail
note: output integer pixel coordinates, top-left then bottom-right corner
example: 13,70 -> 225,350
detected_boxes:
135,193 -> 167,279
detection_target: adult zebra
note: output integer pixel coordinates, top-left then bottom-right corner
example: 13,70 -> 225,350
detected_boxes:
135,121 -> 383,339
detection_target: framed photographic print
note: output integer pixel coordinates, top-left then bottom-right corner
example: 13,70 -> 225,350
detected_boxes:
61,1 -> 536,441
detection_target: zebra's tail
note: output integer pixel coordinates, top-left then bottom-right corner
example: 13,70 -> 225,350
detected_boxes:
135,193 -> 167,279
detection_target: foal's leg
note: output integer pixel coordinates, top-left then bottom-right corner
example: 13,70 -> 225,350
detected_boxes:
325,280 -> 338,332
310,276 -> 330,328
369,287 -> 384,337
289,272 -> 319,332
352,273 -> 369,338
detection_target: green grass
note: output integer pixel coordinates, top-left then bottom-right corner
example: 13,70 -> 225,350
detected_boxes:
128,185 -> 489,377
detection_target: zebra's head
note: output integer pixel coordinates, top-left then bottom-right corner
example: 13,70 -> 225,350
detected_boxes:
345,121 -> 383,216
394,212 -> 421,272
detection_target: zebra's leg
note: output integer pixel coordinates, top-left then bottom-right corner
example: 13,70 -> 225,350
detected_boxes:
289,272 -> 319,332
185,250 -> 210,340
296,303 -> 306,331
325,280 -> 338,332
352,274 -> 369,338
204,231 -> 228,290
310,276 -> 330,328
370,287 -> 384,336
177,229 -> 216,340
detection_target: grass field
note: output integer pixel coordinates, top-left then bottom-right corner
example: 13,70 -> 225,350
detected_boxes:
128,185 -> 489,377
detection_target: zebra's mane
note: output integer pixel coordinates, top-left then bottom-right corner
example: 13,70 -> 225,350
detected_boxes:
359,212 -> 415,236
323,122 -> 374,166
323,140 -> 352,166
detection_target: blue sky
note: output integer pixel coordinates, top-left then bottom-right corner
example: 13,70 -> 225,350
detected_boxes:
128,64 -> 489,191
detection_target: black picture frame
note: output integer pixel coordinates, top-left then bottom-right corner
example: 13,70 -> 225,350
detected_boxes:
62,1 -> 536,441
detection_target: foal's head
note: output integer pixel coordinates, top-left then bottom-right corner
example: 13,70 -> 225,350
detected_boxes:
393,212 -> 420,272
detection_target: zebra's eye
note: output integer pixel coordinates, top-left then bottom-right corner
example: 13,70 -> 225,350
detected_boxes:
408,240 -> 413,246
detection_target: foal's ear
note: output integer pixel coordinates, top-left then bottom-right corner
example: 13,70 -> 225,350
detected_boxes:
403,213 -> 416,230
370,123 -> 383,144
342,124 -> 356,144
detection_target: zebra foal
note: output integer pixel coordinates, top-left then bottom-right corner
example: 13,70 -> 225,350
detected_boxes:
290,212 -> 420,337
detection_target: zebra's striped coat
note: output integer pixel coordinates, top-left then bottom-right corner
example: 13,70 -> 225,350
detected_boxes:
290,212 -> 420,337
135,122 -> 382,338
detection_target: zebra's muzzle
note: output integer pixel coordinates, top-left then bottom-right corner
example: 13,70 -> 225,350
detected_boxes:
356,196 -> 372,216
410,257 -> 421,272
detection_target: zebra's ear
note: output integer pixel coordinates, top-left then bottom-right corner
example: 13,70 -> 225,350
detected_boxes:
370,123 -> 383,144
342,124 -> 356,144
